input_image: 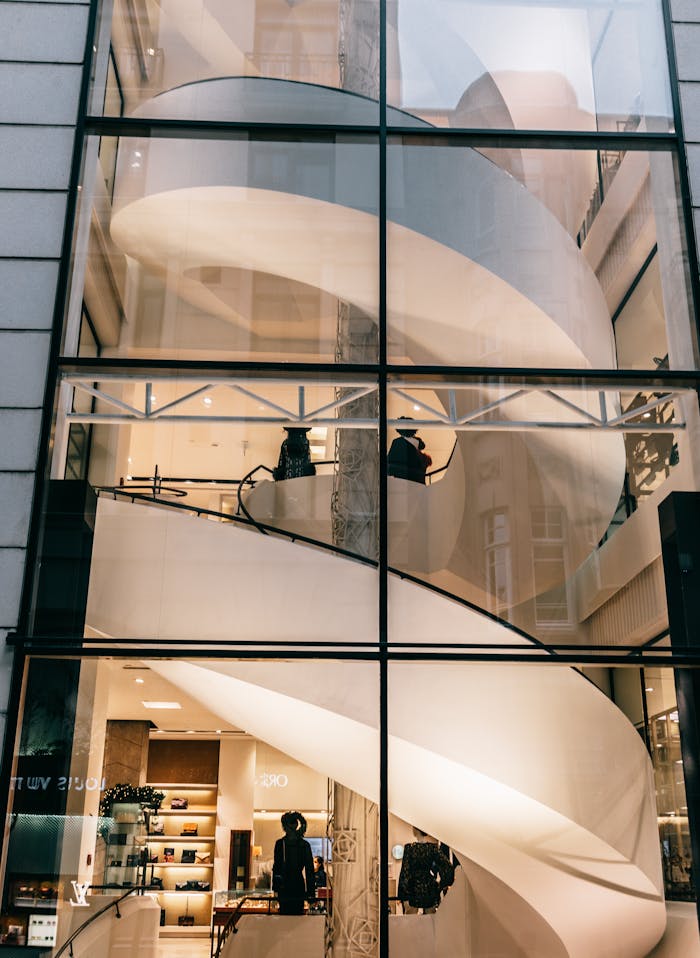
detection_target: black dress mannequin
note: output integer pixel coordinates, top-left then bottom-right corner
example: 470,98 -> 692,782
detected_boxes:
272,810 -> 315,915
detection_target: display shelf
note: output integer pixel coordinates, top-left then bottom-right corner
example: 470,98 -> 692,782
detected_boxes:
149,783 -> 218,789
157,809 -> 216,816
148,835 -> 216,842
145,780 -> 217,930
157,890 -> 212,896
152,864 -> 214,869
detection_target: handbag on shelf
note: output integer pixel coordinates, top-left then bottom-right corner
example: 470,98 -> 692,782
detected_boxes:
194,852 -> 210,865
177,915 -> 194,926
180,822 -> 198,836
181,849 -> 196,864
170,797 -> 188,810
149,817 -> 164,835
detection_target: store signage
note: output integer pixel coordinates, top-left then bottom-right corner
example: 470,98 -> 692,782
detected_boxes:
10,776 -> 106,793
70,882 -> 91,908
256,772 -> 289,788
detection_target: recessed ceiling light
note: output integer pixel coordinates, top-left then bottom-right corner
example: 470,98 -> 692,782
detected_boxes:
413,404 -> 420,411
216,729 -> 222,734
135,678 -> 145,684
645,687 -> 654,692
203,396 -> 213,406
142,701 -> 181,709
186,730 -> 195,734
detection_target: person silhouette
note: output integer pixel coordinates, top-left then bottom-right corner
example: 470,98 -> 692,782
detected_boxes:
272,811 -> 315,915
387,418 -> 432,484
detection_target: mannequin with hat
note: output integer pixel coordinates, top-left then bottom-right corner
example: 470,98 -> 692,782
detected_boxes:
387,418 -> 432,484
273,427 -> 316,481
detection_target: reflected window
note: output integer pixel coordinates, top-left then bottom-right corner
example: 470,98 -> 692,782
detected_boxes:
531,507 -> 571,628
484,510 -> 511,618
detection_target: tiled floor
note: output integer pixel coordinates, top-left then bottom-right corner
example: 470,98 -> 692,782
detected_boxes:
157,935 -> 211,957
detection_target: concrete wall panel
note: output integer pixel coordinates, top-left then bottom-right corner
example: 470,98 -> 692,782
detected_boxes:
0,127 -> 74,190
0,332 -> 52,406
0,550 -> 26,627
0,63 -> 82,124
0,260 -> 60,330
0,411 -> 43,471
0,192 -> 67,258
0,475 -> 35,548
0,3 -> 88,63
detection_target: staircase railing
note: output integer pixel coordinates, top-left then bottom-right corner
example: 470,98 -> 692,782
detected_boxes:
54,886 -> 154,957
95,485 -> 552,652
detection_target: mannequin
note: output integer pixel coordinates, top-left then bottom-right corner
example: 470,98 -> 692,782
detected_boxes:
272,810 -> 315,915
398,827 -> 455,914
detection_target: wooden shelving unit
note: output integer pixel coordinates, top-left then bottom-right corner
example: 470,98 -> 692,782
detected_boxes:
146,784 -> 217,933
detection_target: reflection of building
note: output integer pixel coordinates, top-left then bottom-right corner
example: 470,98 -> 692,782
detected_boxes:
2,1 -> 700,956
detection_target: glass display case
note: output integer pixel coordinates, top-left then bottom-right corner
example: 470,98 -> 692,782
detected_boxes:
102,802 -> 149,889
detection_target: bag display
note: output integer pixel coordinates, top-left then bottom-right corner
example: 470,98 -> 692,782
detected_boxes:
180,823 -> 198,836
181,849 -> 196,864
175,880 -> 210,892
177,915 -> 194,926
164,848 -> 175,863
170,797 -> 188,810
149,817 -> 164,835
108,833 -> 128,845
194,852 -> 210,864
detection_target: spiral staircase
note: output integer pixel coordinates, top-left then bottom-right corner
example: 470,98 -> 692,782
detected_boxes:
87,64 -> 669,957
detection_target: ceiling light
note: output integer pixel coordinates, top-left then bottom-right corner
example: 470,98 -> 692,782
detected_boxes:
135,678 -> 145,685
676,759 -> 683,764
142,701 -> 182,709
186,730 -> 195,734
216,729 -> 222,734
203,396 -> 213,406
642,412 -> 652,419
413,404 -> 421,411
645,687 -> 654,692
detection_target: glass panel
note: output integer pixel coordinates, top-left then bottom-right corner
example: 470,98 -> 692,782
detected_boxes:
91,0 -> 379,124
387,0 -> 673,132
385,375 -> 694,647
43,372 -> 379,641
387,142 -> 696,371
67,135 -> 379,364
388,663 -> 684,956
1,655 -> 379,955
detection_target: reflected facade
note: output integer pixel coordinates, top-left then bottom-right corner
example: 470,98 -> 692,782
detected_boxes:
2,0 -> 700,957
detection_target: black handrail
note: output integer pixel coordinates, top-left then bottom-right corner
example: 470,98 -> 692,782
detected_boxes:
235,459 -> 337,523
54,886 -> 151,957
213,895 -> 276,958
96,487 -> 555,653
236,463 -> 274,529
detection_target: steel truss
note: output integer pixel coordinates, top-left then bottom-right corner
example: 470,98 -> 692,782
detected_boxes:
61,372 -> 690,432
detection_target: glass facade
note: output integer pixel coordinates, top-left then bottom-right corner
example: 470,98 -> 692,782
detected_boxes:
3,0 -> 700,956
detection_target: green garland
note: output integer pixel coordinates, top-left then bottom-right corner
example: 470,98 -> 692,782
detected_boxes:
99,783 -> 165,817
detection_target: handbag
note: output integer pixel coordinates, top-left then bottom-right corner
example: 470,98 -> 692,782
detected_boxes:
170,797 -> 188,810
181,849 -> 196,864
180,822 -> 198,836
149,817 -> 164,835
177,915 -> 194,926
195,852 -> 210,864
